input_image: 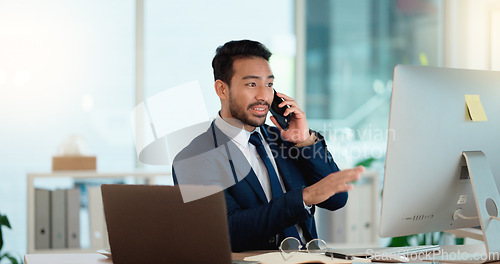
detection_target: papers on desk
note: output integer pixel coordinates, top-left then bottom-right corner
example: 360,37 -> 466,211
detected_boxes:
243,252 -> 371,264
96,249 -> 111,259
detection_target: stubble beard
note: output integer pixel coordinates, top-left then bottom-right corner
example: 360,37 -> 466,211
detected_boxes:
228,94 -> 268,128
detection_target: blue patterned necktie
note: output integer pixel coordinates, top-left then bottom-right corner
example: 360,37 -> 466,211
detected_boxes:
249,132 -> 284,199
249,131 -> 301,242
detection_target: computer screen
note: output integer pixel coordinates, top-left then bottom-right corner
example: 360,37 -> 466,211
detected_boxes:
380,65 -> 500,239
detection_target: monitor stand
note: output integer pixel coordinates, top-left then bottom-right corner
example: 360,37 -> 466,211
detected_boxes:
460,151 -> 500,261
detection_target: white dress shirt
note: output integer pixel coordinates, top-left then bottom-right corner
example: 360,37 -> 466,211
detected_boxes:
214,116 -> 286,201
214,115 -> 309,243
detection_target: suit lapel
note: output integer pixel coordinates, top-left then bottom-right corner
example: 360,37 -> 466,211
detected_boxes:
212,121 -> 268,204
243,169 -> 268,204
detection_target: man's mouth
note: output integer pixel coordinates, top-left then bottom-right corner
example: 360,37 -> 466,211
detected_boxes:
248,104 -> 269,116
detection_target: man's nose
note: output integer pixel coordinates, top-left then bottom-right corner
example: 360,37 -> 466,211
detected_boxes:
255,85 -> 271,102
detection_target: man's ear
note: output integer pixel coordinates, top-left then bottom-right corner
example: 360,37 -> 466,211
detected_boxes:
214,80 -> 228,100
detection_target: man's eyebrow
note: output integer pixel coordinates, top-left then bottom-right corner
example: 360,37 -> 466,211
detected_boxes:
242,75 -> 261,80
242,75 -> 275,80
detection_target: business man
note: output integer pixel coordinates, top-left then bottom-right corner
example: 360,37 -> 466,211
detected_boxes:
173,40 -> 363,252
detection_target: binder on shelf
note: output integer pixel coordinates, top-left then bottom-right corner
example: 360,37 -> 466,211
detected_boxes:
358,183 -> 374,243
88,185 -> 109,249
66,188 -> 81,248
51,189 -> 67,249
35,188 -> 51,249
345,182 -> 374,243
331,207 -> 346,243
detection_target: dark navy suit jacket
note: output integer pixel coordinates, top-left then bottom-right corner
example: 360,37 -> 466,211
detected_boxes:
173,122 -> 347,252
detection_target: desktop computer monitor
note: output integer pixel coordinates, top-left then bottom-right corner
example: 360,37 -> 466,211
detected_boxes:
380,65 -> 500,251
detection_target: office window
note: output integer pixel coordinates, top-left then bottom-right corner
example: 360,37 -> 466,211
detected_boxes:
0,0 -> 135,254
139,0 -> 295,170
143,0 -> 295,116
304,0 -> 442,168
0,0 -> 296,254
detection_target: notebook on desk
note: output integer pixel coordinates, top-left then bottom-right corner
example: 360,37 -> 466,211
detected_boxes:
101,184 -> 233,264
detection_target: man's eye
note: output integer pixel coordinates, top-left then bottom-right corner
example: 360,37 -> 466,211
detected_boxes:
267,83 -> 274,87
247,83 -> 256,87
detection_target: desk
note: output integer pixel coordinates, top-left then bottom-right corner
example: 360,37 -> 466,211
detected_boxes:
24,246 -> 500,264
24,251 -> 269,264
25,253 -> 111,264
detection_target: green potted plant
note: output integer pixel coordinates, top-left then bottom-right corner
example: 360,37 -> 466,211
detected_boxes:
0,213 -> 22,264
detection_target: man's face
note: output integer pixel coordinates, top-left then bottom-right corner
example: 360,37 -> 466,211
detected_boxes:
226,57 -> 274,129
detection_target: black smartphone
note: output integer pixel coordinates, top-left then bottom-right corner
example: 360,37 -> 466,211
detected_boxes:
269,89 -> 291,130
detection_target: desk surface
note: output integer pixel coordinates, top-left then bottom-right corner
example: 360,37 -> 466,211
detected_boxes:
24,251 -> 268,264
24,245 -> 500,264
25,253 -> 111,264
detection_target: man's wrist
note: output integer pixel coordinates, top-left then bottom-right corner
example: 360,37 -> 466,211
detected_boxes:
295,130 -> 318,147
302,186 -> 313,207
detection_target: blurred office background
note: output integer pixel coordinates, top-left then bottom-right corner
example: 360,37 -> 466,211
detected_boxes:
1,0 -> 499,257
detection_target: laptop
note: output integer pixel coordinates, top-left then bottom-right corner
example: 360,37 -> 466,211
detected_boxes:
101,184 -> 233,264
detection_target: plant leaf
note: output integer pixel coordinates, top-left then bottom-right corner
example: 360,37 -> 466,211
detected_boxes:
0,215 -> 12,229
387,235 -> 412,247
355,157 -> 377,167
2,252 -> 21,264
0,226 -> 3,251
8,255 -> 21,264
431,232 -> 441,245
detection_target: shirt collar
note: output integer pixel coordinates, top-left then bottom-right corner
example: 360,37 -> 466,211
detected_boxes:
214,113 -> 262,148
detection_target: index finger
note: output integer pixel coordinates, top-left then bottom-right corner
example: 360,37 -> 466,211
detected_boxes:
337,166 -> 364,182
346,166 -> 365,180
276,92 -> 295,101
354,165 -> 365,173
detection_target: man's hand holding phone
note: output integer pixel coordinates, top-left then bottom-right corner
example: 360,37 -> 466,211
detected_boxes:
269,90 -> 311,144
269,91 -> 364,214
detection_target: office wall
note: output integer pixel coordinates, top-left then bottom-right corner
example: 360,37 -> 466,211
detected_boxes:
444,0 -> 500,70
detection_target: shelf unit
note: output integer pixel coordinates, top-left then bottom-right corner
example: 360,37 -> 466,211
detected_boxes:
27,171 -> 171,254
316,170 -> 380,246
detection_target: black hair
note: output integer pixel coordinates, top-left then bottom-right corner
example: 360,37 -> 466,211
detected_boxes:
212,40 -> 272,86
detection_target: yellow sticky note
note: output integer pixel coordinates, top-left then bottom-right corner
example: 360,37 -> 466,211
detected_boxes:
465,95 -> 488,121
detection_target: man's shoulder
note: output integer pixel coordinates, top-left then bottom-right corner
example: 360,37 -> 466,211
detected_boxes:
174,122 -> 236,162
173,129 -> 214,162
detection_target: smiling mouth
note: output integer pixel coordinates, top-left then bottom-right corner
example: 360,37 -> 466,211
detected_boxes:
250,106 -> 267,111
249,104 -> 269,116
